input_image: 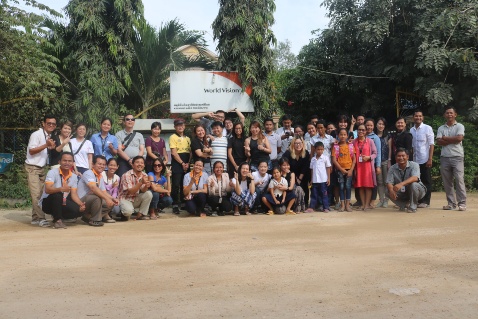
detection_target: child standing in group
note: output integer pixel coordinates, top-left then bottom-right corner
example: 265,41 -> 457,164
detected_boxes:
331,128 -> 356,212
306,141 -> 332,213
262,167 -> 295,215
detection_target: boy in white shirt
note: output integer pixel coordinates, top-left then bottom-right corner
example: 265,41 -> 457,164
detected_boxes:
306,141 -> 332,213
252,161 -> 271,213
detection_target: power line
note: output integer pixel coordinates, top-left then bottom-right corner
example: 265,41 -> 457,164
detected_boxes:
297,65 -> 390,79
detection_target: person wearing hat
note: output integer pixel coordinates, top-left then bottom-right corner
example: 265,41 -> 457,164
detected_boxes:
169,118 -> 191,214
210,121 -> 229,171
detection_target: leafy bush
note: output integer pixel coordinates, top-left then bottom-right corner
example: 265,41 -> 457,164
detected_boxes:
0,163 -> 31,208
428,115 -> 478,192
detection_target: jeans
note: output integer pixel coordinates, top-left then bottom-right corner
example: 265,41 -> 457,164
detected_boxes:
337,172 -> 353,201
310,182 -> 329,209
150,191 -> 173,209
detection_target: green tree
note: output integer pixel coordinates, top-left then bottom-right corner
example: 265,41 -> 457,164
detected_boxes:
212,0 -> 277,119
128,20 -> 214,119
272,40 -> 297,71
0,0 -> 64,127
60,0 -> 144,129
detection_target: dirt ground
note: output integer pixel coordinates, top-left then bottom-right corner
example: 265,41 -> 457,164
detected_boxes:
0,191 -> 477,319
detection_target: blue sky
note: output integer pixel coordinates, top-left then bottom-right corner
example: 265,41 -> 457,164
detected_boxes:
27,0 -> 329,54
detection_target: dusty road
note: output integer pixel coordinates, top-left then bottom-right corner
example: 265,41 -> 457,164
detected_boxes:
0,192 -> 477,318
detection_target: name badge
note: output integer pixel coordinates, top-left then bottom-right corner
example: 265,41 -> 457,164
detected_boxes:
358,155 -> 363,163
400,186 -> 406,193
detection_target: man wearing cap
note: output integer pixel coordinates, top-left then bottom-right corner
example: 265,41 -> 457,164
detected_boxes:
170,118 -> 191,214
25,114 -> 57,227
77,155 -> 118,225
115,113 -> 145,177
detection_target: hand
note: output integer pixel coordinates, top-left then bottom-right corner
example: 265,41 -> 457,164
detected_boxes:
274,200 -> 280,205
234,172 -> 238,180
347,170 -> 353,177
64,135 -> 72,144
426,158 -> 432,168
60,179 -> 70,193
351,115 -> 356,125
182,162 -> 189,170
209,180 -> 216,188
105,198 -> 114,207
112,199 -> 119,205
376,167 -> 381,175
79,202 -> 86,212
326,179 -> 330,186
108,142 -> 114,150
229,107 -> 238,112
389,190 -> 398,201
244,145 -> 250,152
247,173 -> 254,180
112,181 -> 119,188
392,183 -> 402,193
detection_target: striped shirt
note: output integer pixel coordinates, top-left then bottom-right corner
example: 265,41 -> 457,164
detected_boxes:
211,136 -> 228,170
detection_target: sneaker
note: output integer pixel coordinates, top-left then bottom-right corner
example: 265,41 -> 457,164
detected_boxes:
31,219 -> 40,225
458,205 -> 467,211
407,208 -> 417,213
63,218 -> 77,223
88,220 -> 104,227
417,203 -> 428,208
172,205 -> 180,214
38,219 -> 50,227
211,212 -> 218,217
323,209 -> 330,213
53,220 -> 67,229
334,203 -> 341,211
375,201 -> 383,208
382,201 -> 388,208
399,206 -> 406,212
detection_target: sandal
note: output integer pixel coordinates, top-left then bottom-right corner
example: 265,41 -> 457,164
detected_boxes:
245,211 -> 251,215
102,218 -> 116,223
285,211 -> 296,215
266,210 -> 274,215
150,214 -> 158,220
88,220 -> 104,227
442,205 -> 454,210
234,211 -> 240,216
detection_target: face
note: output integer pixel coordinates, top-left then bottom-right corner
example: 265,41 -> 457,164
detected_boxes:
193,161 -> 203,173
59,154 -> 74,170
307,124 -> 316,137
293,139 -> 303,151
124,115 -> 135,129
224,120 -> 233,131
294,127 -> 304,137
213,163 -> 224,175
413,112 -> 423,125
240,164 -> 250,177
153,161 -> 163,174
338,130 -> 348,142
365,121 -> 374,134
101,120 -> 112,133
316,124 -> 326,136
212,125 -> 222,137
76,125 -> 86,138
444,108 -> 457,122
175,123 -> 185,134
258,162 -> 268,174
43,117 -> 57,133
234,124 -> 243,136
315,146 -> 324,157
338,120 -> 348,129
60,125 -> 72,138
215,112 -> 225,122
152,126 -> 161,137
395,151 -> 409,165
272,169 -> 281,179
282,119 -> 292,129
376,120 -> 385,132
357,116 -> 365,125
311,118 -> 319,126
93,158 -> 107,174
327,124 -> 336,135
107,161 -> 118,173
395,119 -> 406,131
264,121 -> 274,133
132,158 -> 145,172
195,126 -> 205,138
357,125 -> 366,137
250,124 -> 260,136
280,161 -> 290,173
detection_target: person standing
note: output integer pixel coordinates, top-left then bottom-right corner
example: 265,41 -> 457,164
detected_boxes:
389,117 -> 413,165
264,118 -> 281,170
276,114 -> 294,158
50,121 -> 73,169
210,121 -> 229,171
227,122 -> 247,178
169,118 -> 191,214
436,106 -> 466,211
410,110 -> 435,208
365,119 -> 381,208
245,121 -> 271,172
25,114 -> 56,227
145,121 -> 168,173
192,108 -> 245,136
115,114 -> 145,177
71,123 -> 94,175
90,117 -> 118,161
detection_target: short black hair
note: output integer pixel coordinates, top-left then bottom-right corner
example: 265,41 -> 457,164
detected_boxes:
211,121 -> 224,128
43,114 -> 56,122
281,114 -> 292,122
60,152 -> 74,160
316,119 -> 326,127
395,148 -> 409,156
444,105 -> 457,113
151,121 -> 162,130
263,118 -> 274,125
132,156 -> 144,164
93,155 -> 107,164
314,141 -> 324,148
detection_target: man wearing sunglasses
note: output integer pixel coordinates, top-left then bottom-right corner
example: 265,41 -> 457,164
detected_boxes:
116,114 -> 145,177
25,114 -> 57,227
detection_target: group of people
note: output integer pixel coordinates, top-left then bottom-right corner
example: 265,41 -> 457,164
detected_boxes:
24,106 -> 467,228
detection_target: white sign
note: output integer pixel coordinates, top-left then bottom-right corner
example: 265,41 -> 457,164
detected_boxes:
170,71 -> 254,113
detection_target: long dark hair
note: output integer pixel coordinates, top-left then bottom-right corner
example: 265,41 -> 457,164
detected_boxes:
374,117 -> 388,138
151,158 -> 166,176
194,124 -> 209,147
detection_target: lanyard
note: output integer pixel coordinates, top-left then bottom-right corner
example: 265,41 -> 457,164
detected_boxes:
358,140 -> 365,155
60,172 -> 71,205
399,167 -> 408,182
214,175 -> 223,197
101,134 -> 108,155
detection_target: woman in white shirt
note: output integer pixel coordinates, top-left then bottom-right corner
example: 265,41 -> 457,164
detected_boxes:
207,161 -> 232,216
71,123 -> 94,175
230,162 -> 256,216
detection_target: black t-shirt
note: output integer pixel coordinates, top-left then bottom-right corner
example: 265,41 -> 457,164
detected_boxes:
191,137 -> 210,164
228,136 -> 247,164
391,130 -> 413,164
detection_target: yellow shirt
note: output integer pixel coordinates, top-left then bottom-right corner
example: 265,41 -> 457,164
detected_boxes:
169,133 -> 191,154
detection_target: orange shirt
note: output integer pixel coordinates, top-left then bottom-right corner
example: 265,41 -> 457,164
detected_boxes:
332,143 -> 354,170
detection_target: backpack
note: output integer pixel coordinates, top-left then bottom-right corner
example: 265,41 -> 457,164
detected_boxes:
333,142 -> 354,161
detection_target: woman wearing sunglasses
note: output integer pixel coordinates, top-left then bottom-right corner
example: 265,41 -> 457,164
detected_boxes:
148,159 -> 172,219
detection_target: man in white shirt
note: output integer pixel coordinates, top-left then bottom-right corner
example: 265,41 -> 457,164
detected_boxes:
276,114 -> 294,158
25,114 -> 57,227
264,118 -> 281,170
410,110 -> 435,208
